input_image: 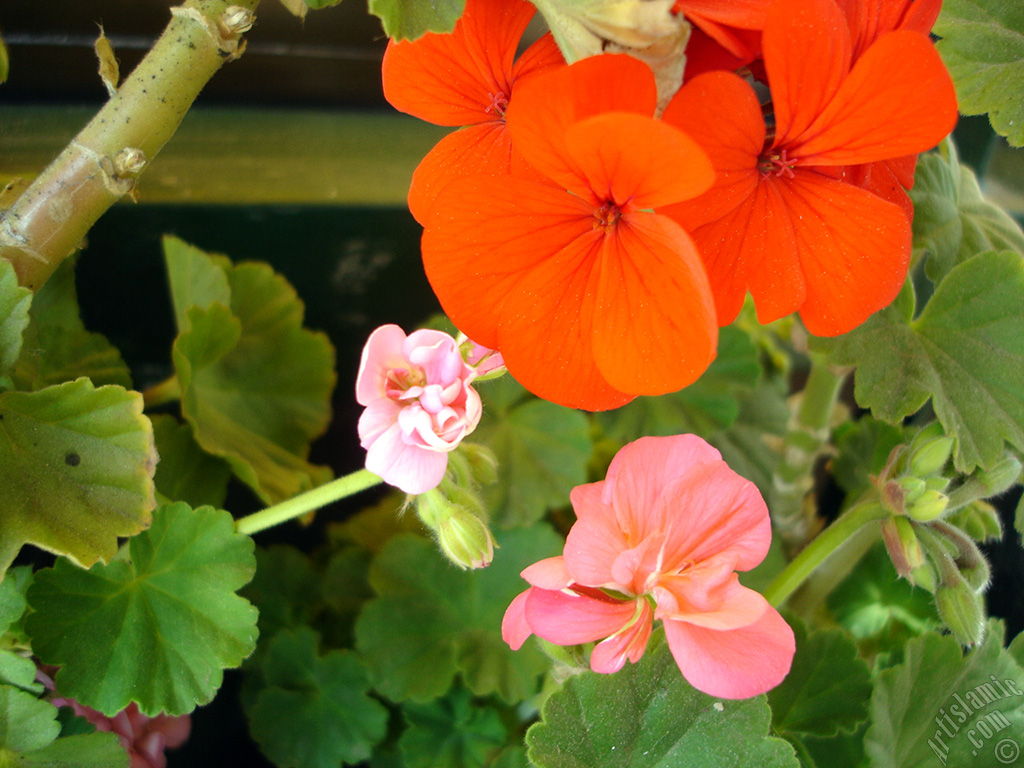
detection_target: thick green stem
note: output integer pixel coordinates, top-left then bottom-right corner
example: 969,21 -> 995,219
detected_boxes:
235,469 -> 383,536
764,501 -> 889,608
770,354 -> 847,552
0,0 -> 258,291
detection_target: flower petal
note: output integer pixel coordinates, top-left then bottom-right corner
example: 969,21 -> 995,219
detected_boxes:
524,588 -> 639,646
565,482 -> 630,588
501,589 -> 533,650
778,170 -> 911,335
381,0 -> 535,125
521,556 -> 573,590
789,31 -> 958,166
765,0 -> 852,146
655,573 -> 770,630
363,422 -> 450,494
664,606 -> 796,699
590,213 -> 718,396
506,54 -> 658,190
564,112 -> 714,209
355,324 -> 409,405
590,599 -> 654,673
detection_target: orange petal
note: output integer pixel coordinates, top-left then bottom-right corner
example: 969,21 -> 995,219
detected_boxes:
511,32 -> 565,81
564,113 -> 714,210
381,0 -> 535,126
590,213 -> 718,395
777,171 -> 911,335
506,54 -> 658,190
765,0 -> 852,146
663,71 -> 764,227
789,31 -> 957,166
840,0 -> 943,59
676,0 -> 768,58
421,175 -> 633,410
408,122 -> 509,225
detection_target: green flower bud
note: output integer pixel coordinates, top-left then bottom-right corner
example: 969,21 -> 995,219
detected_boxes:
458,442 -> 499,487
946,455 -> 1023,512
909,559 -> 938,592
437,507 -> 495,570
908,431 -> 955,477
906,489 -> 949,522
935,577 -> 986,647
897,476 -> 926,504
881,516 -> 923,577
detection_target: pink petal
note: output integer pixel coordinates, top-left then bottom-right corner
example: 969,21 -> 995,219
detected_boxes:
655,461 -> 772,573
604,435 -> 723,540
565,482 -> 631,588
590,599 -> 654,673
501,589 -> 533,650
364,423 -> 450,494
654,573 -> 770,630
521,556 -> 572,589
524,588 -> 638,646
355,325 -> 409,405
663,606 -> 796,699
357,398 -> 402,449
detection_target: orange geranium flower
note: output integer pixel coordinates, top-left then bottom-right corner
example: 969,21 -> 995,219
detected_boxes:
381,0 -> 563,224
663,0 -> 956,335
421,56 -> 718,411
672,0 -> 768,59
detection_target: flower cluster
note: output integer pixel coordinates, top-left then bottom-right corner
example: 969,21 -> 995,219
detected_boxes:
355,324 -> 500,494
502,434 -> 794,699
384,0 -> 956,410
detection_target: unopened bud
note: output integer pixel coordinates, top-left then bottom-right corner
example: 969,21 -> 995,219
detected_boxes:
909,559 -> 938,592
882,516 -> 924,577
947,455 -> 1023,511
908,427 -> 954,477
949,500 -> 1003,542
437,508 -> 495,570
935,577 -> 986,647
458,442 -> 498,486
906,489 -> 949,522
898,477 -> 926,504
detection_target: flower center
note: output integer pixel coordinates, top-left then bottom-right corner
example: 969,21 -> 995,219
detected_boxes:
485,91 -> 509,118
758,148 -> 796,179
385,367 -> 425,397
593,201 -> 622,232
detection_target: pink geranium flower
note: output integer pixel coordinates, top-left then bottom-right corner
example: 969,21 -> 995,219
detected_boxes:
502,434 -> 795,699
356,324 -> 484,494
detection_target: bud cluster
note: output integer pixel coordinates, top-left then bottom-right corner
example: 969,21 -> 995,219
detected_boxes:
873,424 -> 1020,647
411,443 -> 499,570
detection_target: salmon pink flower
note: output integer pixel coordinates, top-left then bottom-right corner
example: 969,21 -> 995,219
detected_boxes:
356,324 -> 483,494
422,55 -> 718,411
381,0 -> 563,224
502,434 -> 795,699
662,0 -> 956,335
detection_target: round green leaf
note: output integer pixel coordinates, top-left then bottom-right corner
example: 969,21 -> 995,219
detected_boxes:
248,627 -> 388,768
25,502 -> 258,716
0,379 -> 155,572
368,0 -> 465,40
399,687 -> 506,768
526,639 -> 799,768
0,258 -> 31,383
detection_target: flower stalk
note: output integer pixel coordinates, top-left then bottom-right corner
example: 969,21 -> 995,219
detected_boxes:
0,0 -> 258,291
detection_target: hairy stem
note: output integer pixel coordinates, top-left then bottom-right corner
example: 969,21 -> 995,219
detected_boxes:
770,354 -> 847,552
764,501 -> 889,608
0,0 -> 258,291
235,469 -> 384,535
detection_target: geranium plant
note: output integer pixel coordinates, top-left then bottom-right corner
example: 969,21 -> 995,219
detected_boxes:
1,0 -> 1023,766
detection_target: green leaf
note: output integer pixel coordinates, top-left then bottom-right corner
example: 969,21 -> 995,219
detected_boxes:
0,259 -> 31,383
0,567 -> 32,636
768,621 -> 872,739
399,687 -> 506,768
11,257 -> 132,392
355,526 -> 562,703
0,379 -> 155,572
248,627 -> 389,768
0,651 -> 41,695
596,326 -> 762,443
910,145 -> 1024,284
476,378 -> 591,528
25,502 -> 258,716
935,0 -> 1024,147
865,620 -> 1024,768
709,380 -> 789,494
526,639 -> 799,768
818,251 -> 1024,472
368,0 -> 465,40
244,545 -> 324,642
828,545 -> 938,648
0,686 -> 59,754
1015,491 -> 1023,538
168,239 -> 336,503
150,414 -> 232,508
14,733 -> 128,768
0,33 -> 8,84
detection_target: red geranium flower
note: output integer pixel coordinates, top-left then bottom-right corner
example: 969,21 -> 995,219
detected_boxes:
672,0 -> 768,60
663,0 -> 956,335
381,0 -> 563,224
421,55 -> 718,411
